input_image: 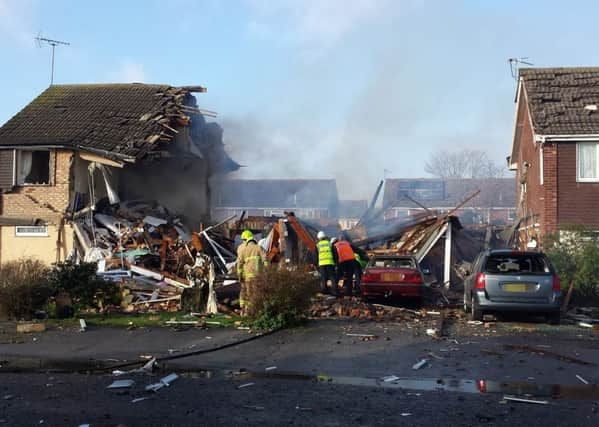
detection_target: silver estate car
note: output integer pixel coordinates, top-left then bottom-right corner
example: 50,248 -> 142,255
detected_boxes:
463,249 -> 562,323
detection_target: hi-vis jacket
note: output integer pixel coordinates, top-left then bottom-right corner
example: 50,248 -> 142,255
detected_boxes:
317,239 -> 335,266
333,240 -> 355,263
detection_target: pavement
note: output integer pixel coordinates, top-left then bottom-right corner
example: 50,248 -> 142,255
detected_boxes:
1,311 -> 599,426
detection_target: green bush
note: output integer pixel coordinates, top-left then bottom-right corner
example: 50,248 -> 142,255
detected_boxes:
545,227 -> 599,302
246,267 -> 319,330
48,261 -> 121,311
0,258 -> 53,320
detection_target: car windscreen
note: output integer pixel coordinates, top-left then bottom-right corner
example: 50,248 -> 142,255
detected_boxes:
370,257 -> 416,269
483,253 -> 551,275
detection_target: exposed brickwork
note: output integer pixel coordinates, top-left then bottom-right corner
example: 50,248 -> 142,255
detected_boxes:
557,143 -> 599,229
542,143 -> 558,235
515,93 -> 546,237
1,149 -> 72,223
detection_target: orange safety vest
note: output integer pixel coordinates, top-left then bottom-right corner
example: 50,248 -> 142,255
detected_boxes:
335,241 -> 355,263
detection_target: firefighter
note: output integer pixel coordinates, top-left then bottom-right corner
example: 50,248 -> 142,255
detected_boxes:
237,229 -> 268,315
316,231 -> 339,296
332,237 -> 361,295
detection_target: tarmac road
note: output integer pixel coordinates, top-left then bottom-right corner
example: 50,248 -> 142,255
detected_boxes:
1,311 -> 599,426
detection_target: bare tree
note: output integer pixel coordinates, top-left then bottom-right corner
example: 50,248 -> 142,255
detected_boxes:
424,148 -> 505,179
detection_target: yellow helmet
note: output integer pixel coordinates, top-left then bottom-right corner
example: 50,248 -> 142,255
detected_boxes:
241,229 -> 254,241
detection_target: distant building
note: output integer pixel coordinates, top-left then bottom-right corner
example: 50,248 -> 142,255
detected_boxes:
211,179 -> 339,222
382,178 -> 516,225
338,200 -> 368,230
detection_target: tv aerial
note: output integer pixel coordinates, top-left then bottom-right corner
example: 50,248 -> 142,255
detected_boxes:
35,33 -> 70,85
508,57 -> 534,80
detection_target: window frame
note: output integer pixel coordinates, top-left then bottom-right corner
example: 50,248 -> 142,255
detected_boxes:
576,142 -> 599,182
15,149 -> 52,187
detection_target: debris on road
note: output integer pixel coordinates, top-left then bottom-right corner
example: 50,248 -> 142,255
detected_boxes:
79,319 -> 87,332
107,379 -> 135,389
237,382 -> 255,389
145,373 -> 179,392
112,358 -> 156,376
15,322 -> 45,334
503,344 -> 595,366
412,359 -> 428,370
265,366 -> 277,372
576,375 -> 589,385
503,395 -> 548,405
382,375 -> 400,382
242,405 -> 264,411
426,328 -> 438,338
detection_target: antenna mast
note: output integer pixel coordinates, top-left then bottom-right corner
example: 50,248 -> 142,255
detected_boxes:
35,35 -> 70,85
508,57 -> 534,81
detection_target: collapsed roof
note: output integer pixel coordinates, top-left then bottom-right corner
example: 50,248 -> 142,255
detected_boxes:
0,83 -> 238,170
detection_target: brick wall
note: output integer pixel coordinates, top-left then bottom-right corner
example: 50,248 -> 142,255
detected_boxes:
515,93 -> 545,235
557,143 -> 599,229
1,149 -> 73,223
542,143 -> 558,235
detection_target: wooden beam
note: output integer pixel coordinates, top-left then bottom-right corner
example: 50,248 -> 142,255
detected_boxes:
79,152 -> 124,168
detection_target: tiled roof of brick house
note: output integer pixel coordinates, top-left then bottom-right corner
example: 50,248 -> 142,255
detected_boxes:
0,84 -> 237,169
520,67 -> 599,135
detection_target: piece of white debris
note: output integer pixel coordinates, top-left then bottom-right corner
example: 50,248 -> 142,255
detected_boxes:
412,359 -> 428,370
107,379 -> 135,389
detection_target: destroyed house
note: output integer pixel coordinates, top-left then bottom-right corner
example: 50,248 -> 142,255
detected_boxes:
211,179 -> 339,221
338,199 -> 368,230
0,83 -> 237,264
382,178 -> 516,225
509,67 -> 599,246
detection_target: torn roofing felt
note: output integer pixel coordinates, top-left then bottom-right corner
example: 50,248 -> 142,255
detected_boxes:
520,67 -> 599,135
0,83 -> 239,170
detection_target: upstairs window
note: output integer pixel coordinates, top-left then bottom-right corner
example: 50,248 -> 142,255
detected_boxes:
17,150 -> 50,185
577,142 -> 599,182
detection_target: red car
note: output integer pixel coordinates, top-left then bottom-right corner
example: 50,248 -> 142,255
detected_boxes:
361,255 -> 426,300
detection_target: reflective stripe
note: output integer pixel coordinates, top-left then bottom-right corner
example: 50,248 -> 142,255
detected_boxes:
335,241 -> 355,263
243,255 -> 263,278
317,240 -> 334,266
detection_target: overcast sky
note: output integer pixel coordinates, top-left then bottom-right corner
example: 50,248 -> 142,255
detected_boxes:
1,0 -> 598,199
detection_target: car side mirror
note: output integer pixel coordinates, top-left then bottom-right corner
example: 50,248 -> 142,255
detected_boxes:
422,267 -> 431,275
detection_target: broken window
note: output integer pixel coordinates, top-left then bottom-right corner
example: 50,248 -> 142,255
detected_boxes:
17,150 -> 50,185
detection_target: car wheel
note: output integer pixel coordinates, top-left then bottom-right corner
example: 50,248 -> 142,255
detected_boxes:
547,311 -> 561,325
470,295 -> 483,321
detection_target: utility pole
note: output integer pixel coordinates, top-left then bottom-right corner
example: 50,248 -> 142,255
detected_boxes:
35,35 -> 70,85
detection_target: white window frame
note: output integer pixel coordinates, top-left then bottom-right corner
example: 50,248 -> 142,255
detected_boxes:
15,225 -> 49,237
577,142 -> 599,182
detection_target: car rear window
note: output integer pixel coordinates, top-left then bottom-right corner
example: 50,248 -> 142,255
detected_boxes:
484,253 -> 551,274
371,257 -> 416,269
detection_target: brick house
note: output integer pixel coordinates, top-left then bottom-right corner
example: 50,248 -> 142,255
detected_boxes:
0,84 -> 236,264
382,178 -> 516,225
509,67 -> 599,247
211,179 -> 339,222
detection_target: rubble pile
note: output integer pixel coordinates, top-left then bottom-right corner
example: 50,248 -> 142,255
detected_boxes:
309,295 -> 443,329
73,200 -> 233,313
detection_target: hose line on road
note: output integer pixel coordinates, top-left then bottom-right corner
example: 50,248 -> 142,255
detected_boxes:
97,327 -> 281,373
